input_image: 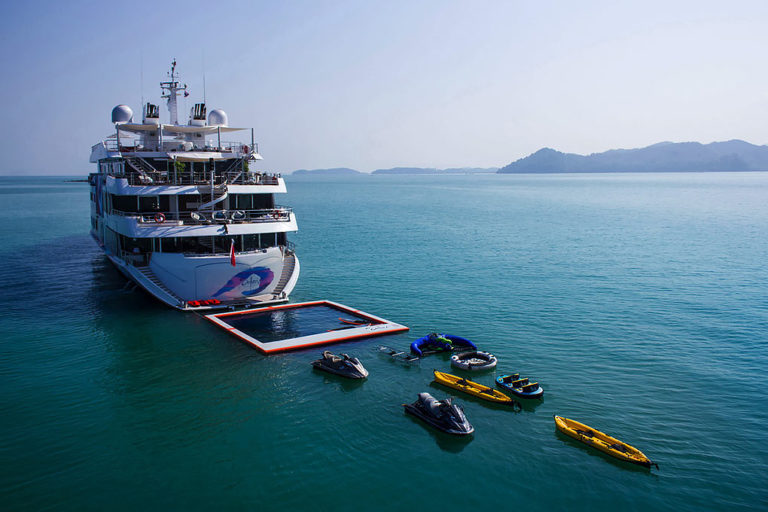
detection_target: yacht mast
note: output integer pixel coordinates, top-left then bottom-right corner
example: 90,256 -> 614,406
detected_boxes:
160,59 -> 188,125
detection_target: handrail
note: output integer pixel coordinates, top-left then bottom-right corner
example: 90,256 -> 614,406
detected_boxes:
109,170 -> 279,186
110,207 -> 293,224
103,139 -> 258,154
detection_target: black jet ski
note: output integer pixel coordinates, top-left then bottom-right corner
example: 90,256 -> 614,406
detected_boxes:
311,351 -> 369,379
403,392 -> 474,435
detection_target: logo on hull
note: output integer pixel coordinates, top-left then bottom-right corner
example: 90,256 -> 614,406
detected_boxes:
212,267 -> 275,298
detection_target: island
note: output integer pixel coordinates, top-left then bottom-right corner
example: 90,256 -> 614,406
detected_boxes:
290,168 -> 363,176
498,140 -> 768,173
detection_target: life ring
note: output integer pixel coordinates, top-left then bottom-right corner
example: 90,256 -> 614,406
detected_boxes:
272,210 -> 280,219
154,213 -> 166,224
243,145 -> 250,153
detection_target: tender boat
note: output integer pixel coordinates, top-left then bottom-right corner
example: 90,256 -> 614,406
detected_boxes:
450,351 -> 497,371
311,351 -> 369,379
403,392 -> 474,435
496,373 -> 543,399
410,333 -> 477,356
554,415 -> 658,468
433,370 -> 520,409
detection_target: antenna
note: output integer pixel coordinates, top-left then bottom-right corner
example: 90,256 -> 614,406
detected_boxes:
202,49 -> 207,105
160,58 -> 188,125
140,50 -> 144,115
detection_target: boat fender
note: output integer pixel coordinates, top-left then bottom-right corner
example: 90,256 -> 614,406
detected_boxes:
154,213 -> 166,223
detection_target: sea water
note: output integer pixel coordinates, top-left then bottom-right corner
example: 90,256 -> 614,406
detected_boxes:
0,173 -> 766,511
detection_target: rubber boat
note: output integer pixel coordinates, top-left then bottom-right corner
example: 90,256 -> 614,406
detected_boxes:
433,370 -> 521,409
403,392 -> 474,435
311,351 -> 369,379
410,333 -> 477,356
554,415 -> 658,469
496,373 -> 543,399
450,351 -> 497,371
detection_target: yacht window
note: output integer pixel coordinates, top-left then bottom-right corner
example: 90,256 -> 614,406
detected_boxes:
112,194 -> 137,212
138,196 -> 160,212
179,194 -> 201,211
260,233 -> 276,249
243,234 -> 260,251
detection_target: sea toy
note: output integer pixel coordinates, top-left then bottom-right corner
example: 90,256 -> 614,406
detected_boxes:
554,415 -> 658,469
403,392 -> 474,435
496,373 -> 543,399
310,351 -> 369,379
433,370 -> 520,409
450,351 -> 497,371
410,333 -> 477,356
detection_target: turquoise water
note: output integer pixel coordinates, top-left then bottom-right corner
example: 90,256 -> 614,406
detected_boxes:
0,173 -> 766,510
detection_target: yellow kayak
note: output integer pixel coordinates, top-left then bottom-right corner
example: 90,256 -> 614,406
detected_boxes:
433,370 -> 520,409
554,415 -> 657,469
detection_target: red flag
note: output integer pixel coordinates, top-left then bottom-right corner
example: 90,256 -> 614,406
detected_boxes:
229,239 -> 236,266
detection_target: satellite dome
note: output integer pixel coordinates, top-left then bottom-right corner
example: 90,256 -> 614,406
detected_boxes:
111,104 -> 133,124
208,109 -> 228,127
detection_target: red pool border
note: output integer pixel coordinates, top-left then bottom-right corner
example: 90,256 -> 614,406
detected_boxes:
205,300 -> 409,354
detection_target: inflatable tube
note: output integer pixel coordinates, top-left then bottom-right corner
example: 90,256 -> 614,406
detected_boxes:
450,351 -> 498,371
442,334 -> 477,351
410,333 -> 453,356
410,333 -> 477,356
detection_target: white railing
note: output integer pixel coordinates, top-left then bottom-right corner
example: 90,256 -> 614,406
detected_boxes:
110,207 -> 293,225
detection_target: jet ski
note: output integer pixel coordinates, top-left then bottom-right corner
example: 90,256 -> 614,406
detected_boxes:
403,392 -> 474,435
311,351 -> 369,379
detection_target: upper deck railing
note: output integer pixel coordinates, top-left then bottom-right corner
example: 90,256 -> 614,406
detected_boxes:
111,207 -> 293,226
104,164 -> 280,186
103,139 -> 259,154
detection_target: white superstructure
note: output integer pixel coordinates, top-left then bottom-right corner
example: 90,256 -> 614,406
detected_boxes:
89,61 -> 300,311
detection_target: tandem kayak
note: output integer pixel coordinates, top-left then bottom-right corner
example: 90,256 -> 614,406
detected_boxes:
433,370 -> 520,409
554,415 -> 658,469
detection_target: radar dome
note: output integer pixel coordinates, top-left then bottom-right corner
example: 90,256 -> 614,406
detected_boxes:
208,109 -> 228,127
111,105 -> 133,124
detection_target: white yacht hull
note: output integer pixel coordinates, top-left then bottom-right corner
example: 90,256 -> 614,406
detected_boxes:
106,247 -> 300,310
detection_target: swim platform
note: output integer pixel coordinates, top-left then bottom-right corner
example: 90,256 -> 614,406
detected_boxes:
205,300 -> 409,354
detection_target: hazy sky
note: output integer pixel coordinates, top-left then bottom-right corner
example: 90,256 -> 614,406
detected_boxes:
2,0 -> 767,174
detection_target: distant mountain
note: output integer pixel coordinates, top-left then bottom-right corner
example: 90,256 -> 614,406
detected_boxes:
372,167 -> 497,175
373,167 -> 438,175
291,168 -> 362,176
499,140 -> 768,173
442,167 -> 499,174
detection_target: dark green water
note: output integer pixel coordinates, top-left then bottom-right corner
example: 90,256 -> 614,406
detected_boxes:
0,174 -> 766,510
